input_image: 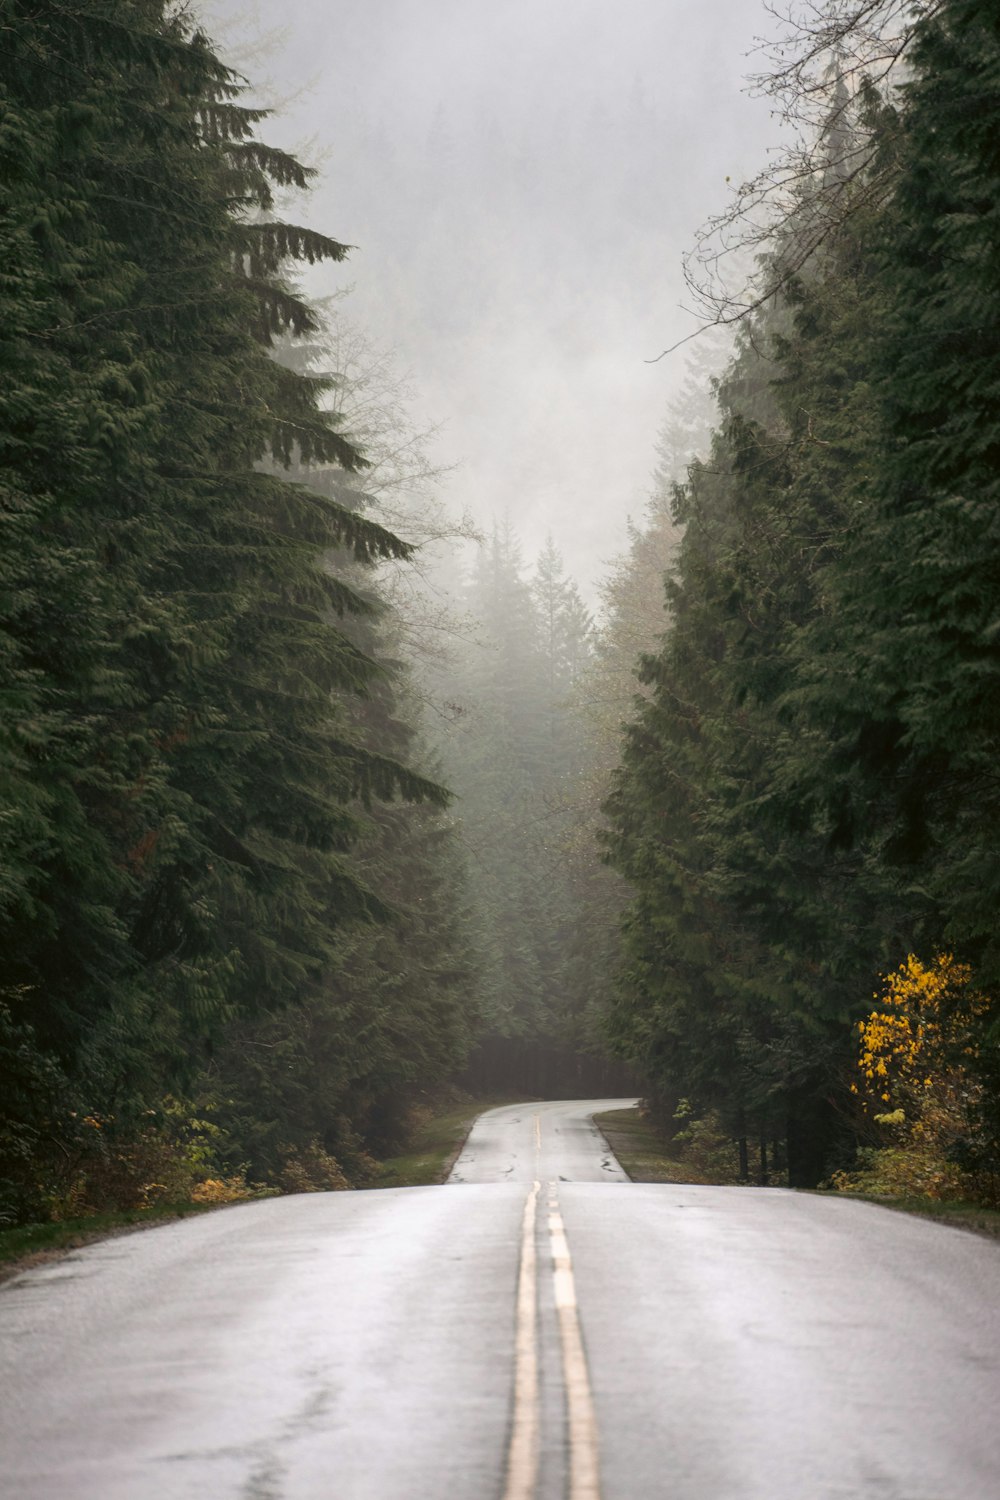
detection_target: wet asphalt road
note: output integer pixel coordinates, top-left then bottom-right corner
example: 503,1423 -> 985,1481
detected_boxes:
447,1098 -> 632,1184
2,1098 -> 1000,1499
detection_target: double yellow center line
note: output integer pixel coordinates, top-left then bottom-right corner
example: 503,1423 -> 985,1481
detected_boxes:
548,1188 -> 601,1499
502,1114 -> 602,1500
503,1180 -> 541,1500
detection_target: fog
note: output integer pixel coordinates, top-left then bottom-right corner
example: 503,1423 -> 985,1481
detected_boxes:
208,0 -> 784,595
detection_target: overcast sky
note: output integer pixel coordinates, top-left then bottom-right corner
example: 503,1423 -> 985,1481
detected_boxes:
208,0 -> 786,597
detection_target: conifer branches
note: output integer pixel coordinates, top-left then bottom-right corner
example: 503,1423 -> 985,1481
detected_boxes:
221,141 -> 314,209
0,0 -> 475,1217
612,0 -> 1000,1189
234,231 -> 353,346
239,222 -> 352,277
676,0 -> 943,334
198,102 -> 272,143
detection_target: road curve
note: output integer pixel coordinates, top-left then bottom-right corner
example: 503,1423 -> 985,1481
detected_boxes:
2,1099 -> 1000,1499
448,1097 -> 638,1183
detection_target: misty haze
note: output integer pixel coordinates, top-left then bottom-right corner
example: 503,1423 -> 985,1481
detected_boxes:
3,3 -> 1000,1499
205,0 -> 780,592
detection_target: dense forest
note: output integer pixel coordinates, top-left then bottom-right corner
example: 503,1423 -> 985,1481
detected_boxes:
0,0 -> 476,1219
2,0 -> 1000,1223
602,0 -> 1000,1196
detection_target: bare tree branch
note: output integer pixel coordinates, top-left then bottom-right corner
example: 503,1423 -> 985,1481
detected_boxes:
650,0 -> 945,356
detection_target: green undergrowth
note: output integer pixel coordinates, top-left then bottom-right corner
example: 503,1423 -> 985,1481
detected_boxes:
599,1108 -> 1000,1239
0,1096 -> 529,1283
595,1105 -> 746,1185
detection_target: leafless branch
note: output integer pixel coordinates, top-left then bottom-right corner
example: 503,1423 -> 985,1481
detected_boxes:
654,0 -> 945,352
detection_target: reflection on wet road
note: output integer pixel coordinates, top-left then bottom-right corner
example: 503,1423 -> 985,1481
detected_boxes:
3,1098 -> 1000,1499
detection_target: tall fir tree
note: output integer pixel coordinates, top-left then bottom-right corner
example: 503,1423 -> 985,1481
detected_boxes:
0,0 -> 447,1216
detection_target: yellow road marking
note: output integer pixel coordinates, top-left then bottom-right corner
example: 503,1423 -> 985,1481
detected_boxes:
504,1171 -> 602,1500
502,1180 -> 541,1500
548,1190 -> 602,1500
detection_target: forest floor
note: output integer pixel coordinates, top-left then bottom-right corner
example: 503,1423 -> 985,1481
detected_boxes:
594,1106 -> 745,1186
597,1106 -> 1000,1240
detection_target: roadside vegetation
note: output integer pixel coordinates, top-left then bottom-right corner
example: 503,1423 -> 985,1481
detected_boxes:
4,0 -> 1000,1236
0,1202 -> 232,1285
0,1093 -> 525,1282
831,1195 -> 1000,1241
598,1103 -> 1000,1241
596,1106 -> 786,1188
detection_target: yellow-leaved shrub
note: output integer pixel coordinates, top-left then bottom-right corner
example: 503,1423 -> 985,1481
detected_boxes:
276,1140 -> 350,1193
832,954 -> 996,1204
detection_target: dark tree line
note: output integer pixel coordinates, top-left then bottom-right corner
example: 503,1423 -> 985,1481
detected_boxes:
428,527 -> 637,1098
603,0 -> 1000,1192
0,0 -> 475,1221
6,0 -> 999,1221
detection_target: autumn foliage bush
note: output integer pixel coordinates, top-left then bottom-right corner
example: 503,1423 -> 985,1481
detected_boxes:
275,1140 -> 352,1194
23,1112 -> 367,1220
36,1108 -> 264,1220
0,1085 -> 269,1224
832,955 -> 1000,1206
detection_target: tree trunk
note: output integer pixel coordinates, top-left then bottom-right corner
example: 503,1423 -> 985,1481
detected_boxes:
786,1094 -> 834,1188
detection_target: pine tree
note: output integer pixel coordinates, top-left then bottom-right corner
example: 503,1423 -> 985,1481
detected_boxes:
771,0 -> 1000,1152
428,526 -> 625,1093
0,0 -> 448,1213
822,0 -> 1000,983
601,85 -> 901,1181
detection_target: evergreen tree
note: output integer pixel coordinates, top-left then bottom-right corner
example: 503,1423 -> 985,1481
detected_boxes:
0,0 -> 448,1214
772,0 -> 1000,1164
812,0 -> 1000,984
440,526 -> 550,1037
601,82 -> 902,1181
428,526 -> 628,1093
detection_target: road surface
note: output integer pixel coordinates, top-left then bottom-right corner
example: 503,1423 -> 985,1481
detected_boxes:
2,1098 -> 1000,1499
448,1097 -> 631,1183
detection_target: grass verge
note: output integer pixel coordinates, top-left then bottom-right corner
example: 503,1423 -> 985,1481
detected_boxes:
373,1095 -> 530,1189
595,1106 -> 709,1184
598,1105 -> 758,1185
830,1192 -> 1000,1239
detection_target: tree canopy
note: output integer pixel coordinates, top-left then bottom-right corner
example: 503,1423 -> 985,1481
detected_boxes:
603,0 -> 1000,1191
0,0 -> 473,1219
